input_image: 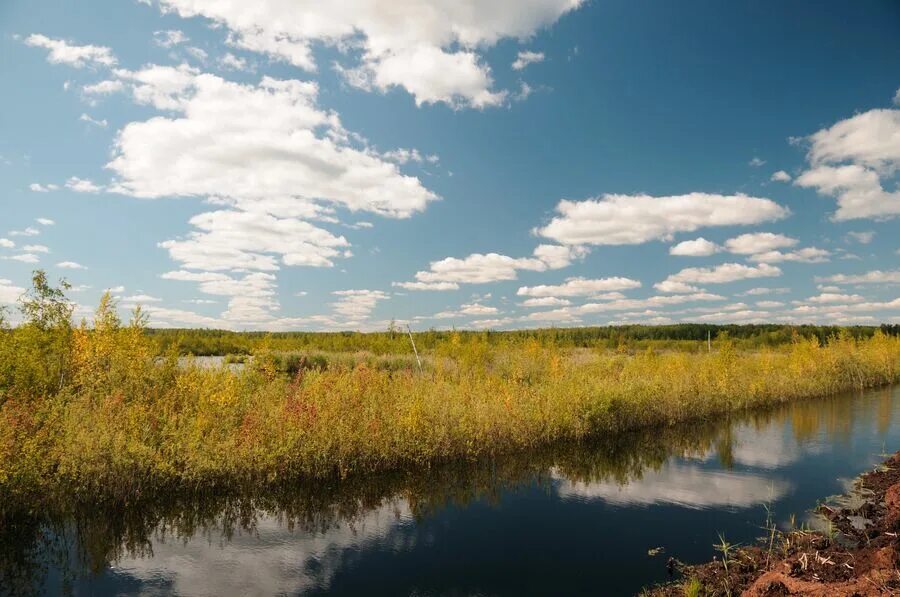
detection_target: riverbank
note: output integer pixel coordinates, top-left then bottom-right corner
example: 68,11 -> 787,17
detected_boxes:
648,450 -> 900,596
2,279 -> 900,505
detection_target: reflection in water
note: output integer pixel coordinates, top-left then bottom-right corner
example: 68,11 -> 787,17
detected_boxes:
553,462 -> 790,509
1,386 -> 898,596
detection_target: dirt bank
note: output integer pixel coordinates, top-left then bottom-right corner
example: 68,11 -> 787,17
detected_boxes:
649,453 -> 900,596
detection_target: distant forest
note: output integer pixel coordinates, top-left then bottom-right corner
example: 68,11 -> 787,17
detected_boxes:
146,323 -> 900,356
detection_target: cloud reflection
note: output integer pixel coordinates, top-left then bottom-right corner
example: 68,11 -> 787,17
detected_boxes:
110,499 -> 414,596
553,462 -> 791,510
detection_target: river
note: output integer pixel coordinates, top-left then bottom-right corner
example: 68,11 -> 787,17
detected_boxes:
4,385 -> 898,596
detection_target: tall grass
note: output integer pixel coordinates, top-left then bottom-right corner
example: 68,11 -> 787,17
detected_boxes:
1,273 -> 899,502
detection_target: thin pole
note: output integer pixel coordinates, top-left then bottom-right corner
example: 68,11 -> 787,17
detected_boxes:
407,324 -> 423,374
708,329 -> 711,353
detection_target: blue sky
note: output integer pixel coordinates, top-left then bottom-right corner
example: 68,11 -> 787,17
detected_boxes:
1,0 -> 898,330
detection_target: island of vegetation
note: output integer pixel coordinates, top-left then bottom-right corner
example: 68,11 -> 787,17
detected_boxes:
2,271 -> 899,507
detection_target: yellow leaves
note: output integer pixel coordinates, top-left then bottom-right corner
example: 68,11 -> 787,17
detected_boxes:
1,322 -> 900,499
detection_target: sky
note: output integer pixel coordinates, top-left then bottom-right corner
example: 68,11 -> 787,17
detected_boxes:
1,0 -> 898,331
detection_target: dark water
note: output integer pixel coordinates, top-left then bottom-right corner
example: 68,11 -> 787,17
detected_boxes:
3,386 -> 899,596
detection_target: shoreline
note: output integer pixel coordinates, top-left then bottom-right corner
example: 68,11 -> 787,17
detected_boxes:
648,450 -> 900,596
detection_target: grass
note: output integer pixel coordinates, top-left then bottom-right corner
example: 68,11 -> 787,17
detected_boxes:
1,272 -> 899,504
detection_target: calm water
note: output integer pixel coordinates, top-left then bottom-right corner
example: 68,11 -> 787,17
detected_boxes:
3,386 -> 899,596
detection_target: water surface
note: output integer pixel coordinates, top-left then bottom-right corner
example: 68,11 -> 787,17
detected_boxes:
4,386 -> 899,596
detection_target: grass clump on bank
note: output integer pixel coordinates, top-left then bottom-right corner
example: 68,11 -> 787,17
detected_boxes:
1,271 -> 899,502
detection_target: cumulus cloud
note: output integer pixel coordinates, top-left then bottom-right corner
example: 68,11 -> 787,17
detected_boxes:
9,227 -> 40,237
748,157 -> 766,167
0,279 -> 26,304
392,281 -> 459,291
0,239 -> 14,248
659,262 -> 781,286
29,183 -> 60,193
82,79 -> 125,96
536,193 -> 788,246
56,261 -> 87,269
4,254 -> 40,264
79,113 -> 108,127
512,50 -> 545,70
669,237 -> 720,256
746,247 -> 830,264
800,293 -> 865,304
24,34 -> 117,68
36,218 -> 55,226
519,296 -> 572,307
816,270 -> 900,285
154,29 -> 188,48
723,232 -> 797,255
653,280 -> 703,294
770,170 -> 791,182
330,289 -> 389,320
149,0 -> 584,108
845,230 -> 875,244
402,245 -> 585,287
22,245 -> 49,253
517,276 -> 642,297
794,106 -> 900,220
65,177 -> 103,193
108,72 -> 437,217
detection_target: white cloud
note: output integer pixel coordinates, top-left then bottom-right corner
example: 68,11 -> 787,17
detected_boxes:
331,289 -> 389,320
738,287 -> 789,296
748,157 -> 766,167
0,239 -> 14,249
9,227 -> 40,237
512,50 -> 545,70
82,79 -> 125,96
660,262 -> 781,286
723,232 -> 797,255
746,247 -> 830,264
29,183 -> 60,192
4,254 -> 40,264
186,47 -> 209,62
0,279 -> 26,304
151,0 -> 584,108
36,218 -> 55,226
693,309 -> 771,324
653,280 -> 702,294
159,210 -> 350,272
122,294 -> 163,303
537,193 -> 788,246
669,237 -> 720,256
756,300 -> 784,308
154,29 -> 188,48
24,33 -> 117,68
459,302 -> 499,316
79,113 -> 108,128
404,245 -> 583,287
517,276 -> 642,297
65,177 -> 103,193
392,281 -> 459,291
519,297 -> 571,307
108,72 -> 437,217
219,53 -> 249,71
770,170 -> 791,183
22,245 -> 49,253
800,293 -> 865,304
56,261 -> 87,269
846,230 -> 875,244
794,107 -> 900,220
525,293 -> 726,322
816,270 -> 900,285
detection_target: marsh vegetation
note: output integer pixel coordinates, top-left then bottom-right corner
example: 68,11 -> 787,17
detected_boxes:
1,271 -> 899,505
